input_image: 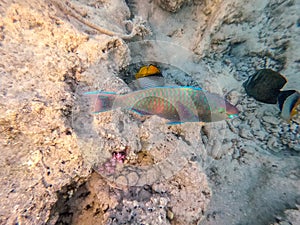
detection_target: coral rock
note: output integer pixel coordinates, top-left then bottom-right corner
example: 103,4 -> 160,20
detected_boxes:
156,0 -> 187,12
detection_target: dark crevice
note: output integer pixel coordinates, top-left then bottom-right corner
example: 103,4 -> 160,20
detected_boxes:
46,178 -> 88,225
125,0 -> 138,19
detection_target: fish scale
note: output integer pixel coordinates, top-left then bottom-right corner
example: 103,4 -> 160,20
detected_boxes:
117,88 -> 213,120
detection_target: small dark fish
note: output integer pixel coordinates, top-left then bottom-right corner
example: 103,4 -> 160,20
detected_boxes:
278,90 -> 300,121
85,86 -> 239,124
243,69 -> 287,104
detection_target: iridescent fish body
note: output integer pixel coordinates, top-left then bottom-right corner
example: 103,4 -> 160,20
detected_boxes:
85,86 -> 239,123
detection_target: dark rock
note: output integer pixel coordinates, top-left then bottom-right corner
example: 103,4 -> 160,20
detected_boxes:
243,69 -> 287,104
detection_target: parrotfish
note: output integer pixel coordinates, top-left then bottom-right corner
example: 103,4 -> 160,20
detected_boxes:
85,86 -> 239,123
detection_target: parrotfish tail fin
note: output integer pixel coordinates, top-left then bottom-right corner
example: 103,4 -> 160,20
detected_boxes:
84,91 -> 117,114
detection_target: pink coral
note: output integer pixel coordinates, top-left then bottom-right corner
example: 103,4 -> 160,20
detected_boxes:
96,151 -> 127,175
112,151 -> 126,163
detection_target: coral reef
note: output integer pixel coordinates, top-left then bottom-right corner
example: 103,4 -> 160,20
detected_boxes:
0,0 -> 299,225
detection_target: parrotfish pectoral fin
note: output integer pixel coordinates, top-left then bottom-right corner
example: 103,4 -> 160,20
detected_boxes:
176,101 -> 199,123
84,91 -> 117,113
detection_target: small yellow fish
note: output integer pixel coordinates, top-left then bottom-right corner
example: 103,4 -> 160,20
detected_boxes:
135,65 -> 161,79
130,65 -> 165,90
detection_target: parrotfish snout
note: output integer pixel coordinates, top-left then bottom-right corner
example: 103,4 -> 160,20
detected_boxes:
225,101 -> 239,119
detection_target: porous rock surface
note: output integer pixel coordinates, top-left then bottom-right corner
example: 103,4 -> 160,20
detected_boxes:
0,0 -> 300,225
155,0 -> 188,12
